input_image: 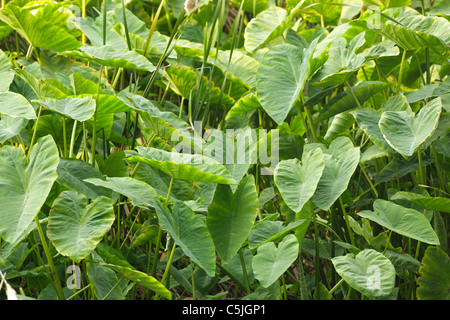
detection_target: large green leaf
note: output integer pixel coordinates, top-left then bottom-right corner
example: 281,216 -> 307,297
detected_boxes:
164,65 -> 235,106
0,115 -> 24,143
206,175 -> 259,263
324,112 -> 355,140
61,45 -> 155,72
331,249 -> 396,299
100,263 -> 172,300
252,234 -> 299,288
351,110 -> 394,155
14,68 -> 66,100
311,137 -> 360,211
379,98 -> 442,157
47,191 -> 114,263
154,200 -> 216,277
248,218 -> 307,250
0,91 -> 36,120
351,94 -> 411,156
203,128 -> 256,191
416,246 -> 450,300
34,97 -> 96,122
56,159 -> 111,199
126,147 -> 236,185
226,92 -> 261,120
274,148 -> 325,213
174,41 -> 260,88
244,6 -> 289,52
0,49 -> 14,91
390,191 -> 450,214
0,4 -> 80,52
84,177 -> 159,209
231,0 -> 268,14
311,32 -> 367,87
378,14 -> 450,56
256,40 -> 317,125
375,154 -> 434,184
357,199 -> 440,245
0,135 -> 59,244
289,0 -> 342,26
74,16 -> 127,50
86,252 -> 127,300
320,81 -> 392,121
124,92 -> 205,152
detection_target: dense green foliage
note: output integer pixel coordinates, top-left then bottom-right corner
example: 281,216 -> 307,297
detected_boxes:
0,0 -> 449,301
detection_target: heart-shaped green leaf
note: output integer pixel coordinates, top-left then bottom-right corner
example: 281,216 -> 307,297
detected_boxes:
56,159 -> 111,199
0,115 -> 24,143
311,136 -> 360,211
0,5 -> 81,52
244,6 -> 289,52
84,177 -> 159,209
378,15 -> 450,55
154,200 -> 216,277
256,39 -> 317,125
352,109 -> 394,155
331,249 -> 396,299
248,219 -> 307,250
0,49 -> 14,91
34,97 -> 96,122
252,234 -> 299,287
274,148 -> 325,213
126,147 -> 236,185
61,45 -> 155,72
206,175 -> 259,263
47,191 -> 115,263
416,246 -> 450,300
0,91 -> 36,120
379,97 -> 442,157
357,199 -> 440,245
0,135 -> 59,244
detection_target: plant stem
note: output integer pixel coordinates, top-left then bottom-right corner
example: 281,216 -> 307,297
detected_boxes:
62,117 -> 68,158
239,249 -> 251,294
360,164 -> 378,198
281,273 -> 287,300
191,262 -> 196,300
151,177 -> 174,278
67,284 -> 91,300
346,81 -> 363,109
383,231 -> 392,254
339,197 -> 355,246
34,216 -> 65,300
69,120 -> 78,158
311,211 -> 321,295
303,103 -> 318,143
81,0 -> 86,44
417,148 -> 425,185
397,49 -> 407,93
91,65 -> 104,166
298,259 -> 309,300
329,278 -> 345,296
154,241 -> 176,300
28,106 -> 42,154
102,275 -> 124,300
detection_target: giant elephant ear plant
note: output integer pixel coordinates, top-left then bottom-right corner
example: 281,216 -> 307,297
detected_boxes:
0,0 -> 448,301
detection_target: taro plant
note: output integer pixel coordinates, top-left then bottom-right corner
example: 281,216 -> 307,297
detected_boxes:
0,0 -> 448,301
